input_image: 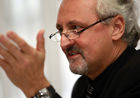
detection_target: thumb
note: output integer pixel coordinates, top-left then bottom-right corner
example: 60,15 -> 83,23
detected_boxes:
36,30 -> 45,52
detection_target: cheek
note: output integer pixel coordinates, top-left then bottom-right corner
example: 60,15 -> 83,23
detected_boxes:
77,29 -> 112,65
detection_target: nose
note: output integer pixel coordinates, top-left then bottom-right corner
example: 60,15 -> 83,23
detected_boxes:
60,34 -> 75,52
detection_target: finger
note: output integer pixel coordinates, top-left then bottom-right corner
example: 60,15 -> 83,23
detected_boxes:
6,31 -> 33,54
0,34 -> 22,60
36,30 -> 45,53
0,45 -> 16,65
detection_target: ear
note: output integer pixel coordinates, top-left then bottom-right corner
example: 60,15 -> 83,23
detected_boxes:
111,15 -> 125,40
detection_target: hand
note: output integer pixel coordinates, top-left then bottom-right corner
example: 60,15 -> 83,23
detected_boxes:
0,30 -> 50,97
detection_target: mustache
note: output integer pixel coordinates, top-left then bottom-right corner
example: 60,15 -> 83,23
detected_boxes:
66,45 -> 85,59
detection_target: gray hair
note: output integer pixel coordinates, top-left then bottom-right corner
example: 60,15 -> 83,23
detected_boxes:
96,0 -> 140,47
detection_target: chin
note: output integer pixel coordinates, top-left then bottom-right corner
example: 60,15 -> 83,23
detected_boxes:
69,58 -> 88,75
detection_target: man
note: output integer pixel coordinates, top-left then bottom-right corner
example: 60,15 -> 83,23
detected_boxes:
0,0 -> 140,98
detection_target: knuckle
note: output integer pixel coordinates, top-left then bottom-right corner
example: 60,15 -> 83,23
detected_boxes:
20,41 -> 27,47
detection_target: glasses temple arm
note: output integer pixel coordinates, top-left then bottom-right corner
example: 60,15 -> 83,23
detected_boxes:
78,15 -> 115,33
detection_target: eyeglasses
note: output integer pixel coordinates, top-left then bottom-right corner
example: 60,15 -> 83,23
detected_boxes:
49,16 -> 115,42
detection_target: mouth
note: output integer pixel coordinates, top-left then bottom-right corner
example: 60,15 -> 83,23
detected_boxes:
65,45 -> 84,59
67,50 -> 81,59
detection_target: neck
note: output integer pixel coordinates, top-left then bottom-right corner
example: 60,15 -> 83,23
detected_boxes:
87,40 -> 128,80
110,40 -> 128,65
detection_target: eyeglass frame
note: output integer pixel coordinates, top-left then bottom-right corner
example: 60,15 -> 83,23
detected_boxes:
49,15 -> 115,41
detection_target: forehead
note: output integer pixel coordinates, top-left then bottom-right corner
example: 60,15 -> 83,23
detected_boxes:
57,0 -> 98,26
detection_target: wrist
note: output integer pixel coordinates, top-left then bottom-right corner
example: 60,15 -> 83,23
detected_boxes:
32,85 -> 56,98
22,78 -> 50,98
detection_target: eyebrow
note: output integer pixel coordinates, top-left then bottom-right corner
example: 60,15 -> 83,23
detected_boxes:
56,20 -> 87,29
67,20 -> 87,27
56,24 -> 62,29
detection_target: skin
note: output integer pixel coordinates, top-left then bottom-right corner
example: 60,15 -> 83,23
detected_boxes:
0,0 -> 127,97
0,30 -> 50,97
58,0 -> 127,79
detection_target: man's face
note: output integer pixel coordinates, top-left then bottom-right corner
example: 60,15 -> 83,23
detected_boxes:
57,0 -> 114,77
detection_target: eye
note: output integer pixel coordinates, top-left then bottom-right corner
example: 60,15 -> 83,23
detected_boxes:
70,25 -> 81,30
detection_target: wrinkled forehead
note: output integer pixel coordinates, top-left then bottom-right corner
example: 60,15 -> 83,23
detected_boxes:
57,0 -> 98,26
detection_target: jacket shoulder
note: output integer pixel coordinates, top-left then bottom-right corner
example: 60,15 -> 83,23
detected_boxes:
102,49 -> 140,98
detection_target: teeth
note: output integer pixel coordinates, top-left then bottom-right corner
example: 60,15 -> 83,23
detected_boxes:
71,53 -> 76,55
67,51 -> 79,56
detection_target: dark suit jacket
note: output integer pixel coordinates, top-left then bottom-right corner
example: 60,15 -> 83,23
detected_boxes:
72,47 -> 140,98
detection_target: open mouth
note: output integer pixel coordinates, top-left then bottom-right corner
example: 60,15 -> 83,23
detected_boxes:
67,50 -> 81,57
65,45 -> 84,59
